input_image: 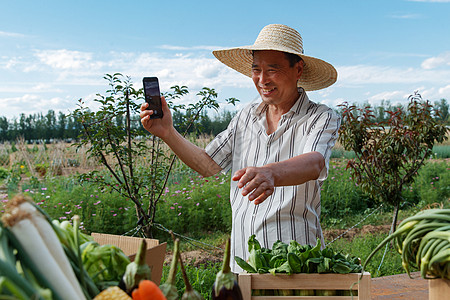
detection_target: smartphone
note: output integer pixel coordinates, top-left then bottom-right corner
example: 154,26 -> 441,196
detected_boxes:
143,77 -> 163,119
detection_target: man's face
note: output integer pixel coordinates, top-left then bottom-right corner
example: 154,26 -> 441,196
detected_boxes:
251,50 -> 303,106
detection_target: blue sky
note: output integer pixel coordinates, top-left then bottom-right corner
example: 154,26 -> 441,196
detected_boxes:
1,0 -> 450,119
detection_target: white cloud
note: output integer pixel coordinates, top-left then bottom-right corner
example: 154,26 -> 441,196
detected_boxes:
337,65 -> 409,85
34,49 -> 94,69
438,84 -> 450,95
195,62 -> 221,78
3,48 -> 249,92
0,94 -> 41,117
367,90 -> 407,104
159,45 -> 220,51
389,13 -> 421,19
0,93 -> 83,119
337,63 -> 450,85
4,45 -> 450,120
0,31 -> 25,38
421,52 -> 450,69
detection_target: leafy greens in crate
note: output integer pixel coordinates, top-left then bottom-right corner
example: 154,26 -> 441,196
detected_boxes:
235,235 -> 362,275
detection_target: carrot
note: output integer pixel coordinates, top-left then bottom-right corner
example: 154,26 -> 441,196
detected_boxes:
131,288 -> 142,300
132,280 -> 167,300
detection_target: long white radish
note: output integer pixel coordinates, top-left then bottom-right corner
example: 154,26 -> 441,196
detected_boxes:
9,216 -> 82,300
16,200 -> 85,300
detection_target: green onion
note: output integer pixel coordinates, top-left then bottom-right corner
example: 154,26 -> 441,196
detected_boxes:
363,208 -> 450,280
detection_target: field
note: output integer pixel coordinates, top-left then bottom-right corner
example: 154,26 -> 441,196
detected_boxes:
0,138 -> 449,299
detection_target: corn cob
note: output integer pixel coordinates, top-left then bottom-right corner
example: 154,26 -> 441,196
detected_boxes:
93,286 -> 132,300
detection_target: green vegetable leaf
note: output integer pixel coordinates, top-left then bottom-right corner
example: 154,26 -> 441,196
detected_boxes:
234,256 -> 257,273
269,255 -> 286,268
270,261 -> 292,275
287,253 -> 303,273
318,257 -> 332,273
248,235 -> 261,252
271,240 -> 288,257
332,261 -> 353,274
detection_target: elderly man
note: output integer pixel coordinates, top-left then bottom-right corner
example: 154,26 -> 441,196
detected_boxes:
140,24 -> 340,272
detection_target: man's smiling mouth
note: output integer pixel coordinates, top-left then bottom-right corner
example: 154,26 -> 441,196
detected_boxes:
261,87 -> 276,94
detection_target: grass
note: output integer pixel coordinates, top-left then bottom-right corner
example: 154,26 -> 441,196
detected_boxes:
431,145 -> 450,158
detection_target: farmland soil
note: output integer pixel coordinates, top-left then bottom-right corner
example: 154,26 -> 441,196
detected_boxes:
164,224 -> 393,267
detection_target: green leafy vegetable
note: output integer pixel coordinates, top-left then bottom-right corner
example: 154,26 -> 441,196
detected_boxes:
235,235 -> 362,275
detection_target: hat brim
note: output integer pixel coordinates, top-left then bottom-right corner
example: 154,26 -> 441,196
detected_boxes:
213,46 -> 337,91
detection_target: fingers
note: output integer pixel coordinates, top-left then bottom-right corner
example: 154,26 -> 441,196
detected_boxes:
233,167 -> 274,204
140,102 -> 149,111
232,168 -> 247,186
140,103 -> 152,121
253,189 -> 274,205
140,108 -> 153,128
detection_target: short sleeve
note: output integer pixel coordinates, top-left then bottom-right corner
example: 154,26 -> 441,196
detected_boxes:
304,108 -> 341,181
205,112 -> 240,174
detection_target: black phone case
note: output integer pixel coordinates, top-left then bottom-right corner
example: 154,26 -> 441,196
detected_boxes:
143,77 -> 163,119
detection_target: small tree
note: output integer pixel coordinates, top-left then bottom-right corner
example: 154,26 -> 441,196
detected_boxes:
338,92 -> 448,231
73,73 -> 238,237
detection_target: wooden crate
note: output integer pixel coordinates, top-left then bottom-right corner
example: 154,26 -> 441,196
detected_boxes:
91,233 -> 167,285
429,278 -> 450,300
238,272 -> 371,300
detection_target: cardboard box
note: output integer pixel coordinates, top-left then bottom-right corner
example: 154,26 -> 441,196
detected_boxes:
92,233 -> 167,285
429,278 -> 450,300
238,272 -> 371,300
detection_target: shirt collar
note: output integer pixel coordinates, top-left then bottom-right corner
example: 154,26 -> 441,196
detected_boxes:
254,87 -> 307,117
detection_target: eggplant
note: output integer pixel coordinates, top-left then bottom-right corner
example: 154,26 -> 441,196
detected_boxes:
212,238 -> 243,300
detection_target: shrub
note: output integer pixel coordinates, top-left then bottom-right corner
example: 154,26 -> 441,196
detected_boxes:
412,160 -> 450,206
0,167 -> 9,180
321,159 -> 372,221
338,92 -> 448,231
431,145 -> 450,159
19,175 -> 136,235
34,163 -> 49,177
154,173 -> 232,240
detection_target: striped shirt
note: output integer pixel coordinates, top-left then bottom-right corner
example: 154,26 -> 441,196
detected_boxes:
205,88 -> 341,273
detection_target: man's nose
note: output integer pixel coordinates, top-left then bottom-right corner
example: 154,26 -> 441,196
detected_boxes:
259,71 -> 270,85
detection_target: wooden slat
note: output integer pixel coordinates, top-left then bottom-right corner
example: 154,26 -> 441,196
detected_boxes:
429,278 -> 450,300
239,273 -> 252,300
251,297 -> 353,300
238,272 -> 371,300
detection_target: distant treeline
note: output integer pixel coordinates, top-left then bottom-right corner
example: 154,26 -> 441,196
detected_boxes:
0,108 -> 237,143
0,99 -> 448,143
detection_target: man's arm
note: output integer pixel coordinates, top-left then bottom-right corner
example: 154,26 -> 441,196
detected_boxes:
161,128 -> 222,177
232,151 -> 325,204
140,97 -> 222,177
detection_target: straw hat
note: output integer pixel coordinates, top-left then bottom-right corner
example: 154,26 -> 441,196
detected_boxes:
213,24 -> 337,91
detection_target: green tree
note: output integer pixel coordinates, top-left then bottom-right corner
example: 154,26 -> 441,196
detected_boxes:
338,91 -> 449,231
73,73 -> 238,237
0,116 -> 9,141
45,110 -> 57,141
57,111 -> 67,139
434,98 -> 449,124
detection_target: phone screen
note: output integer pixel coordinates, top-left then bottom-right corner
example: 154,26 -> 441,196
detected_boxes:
143,77 -> 163,119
